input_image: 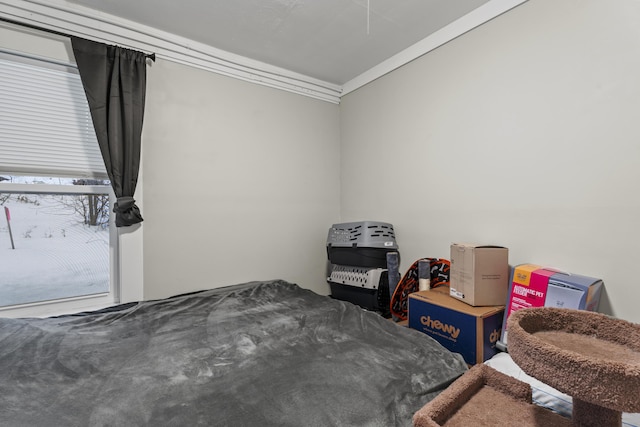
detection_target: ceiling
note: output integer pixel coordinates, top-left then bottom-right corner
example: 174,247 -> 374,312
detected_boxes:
64,0 -> 490,86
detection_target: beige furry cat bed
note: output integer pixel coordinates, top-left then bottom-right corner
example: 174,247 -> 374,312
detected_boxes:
413,307 -> 640,427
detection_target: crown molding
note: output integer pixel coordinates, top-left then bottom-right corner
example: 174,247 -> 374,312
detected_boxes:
342,0 -> 528,96
0,0 -> 343,103
1,0 -> 527,104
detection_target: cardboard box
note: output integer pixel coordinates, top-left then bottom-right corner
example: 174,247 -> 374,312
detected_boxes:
449,243 -> 509,306
408,289 -> 504,365
499,264 -> 604,348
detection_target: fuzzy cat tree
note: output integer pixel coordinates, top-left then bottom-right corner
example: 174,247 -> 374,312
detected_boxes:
414,307 -> 640,427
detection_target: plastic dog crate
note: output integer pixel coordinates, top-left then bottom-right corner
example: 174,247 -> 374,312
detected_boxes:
326,221 -> 398,268
328,265 -> 390,315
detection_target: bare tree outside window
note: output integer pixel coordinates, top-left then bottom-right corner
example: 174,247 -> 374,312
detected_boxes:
71,180 -> 110,227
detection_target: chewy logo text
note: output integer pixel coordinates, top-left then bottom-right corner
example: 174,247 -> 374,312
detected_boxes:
420,316 -> 460,339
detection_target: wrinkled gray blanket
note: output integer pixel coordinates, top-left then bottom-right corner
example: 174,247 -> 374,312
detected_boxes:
0,280 -> 467,426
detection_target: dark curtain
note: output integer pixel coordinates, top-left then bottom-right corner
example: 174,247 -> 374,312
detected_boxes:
71,37 -> 148,227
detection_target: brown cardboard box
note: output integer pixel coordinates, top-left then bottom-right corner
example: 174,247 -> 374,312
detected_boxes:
408,289 -> 504,365
449,243 -> 509,306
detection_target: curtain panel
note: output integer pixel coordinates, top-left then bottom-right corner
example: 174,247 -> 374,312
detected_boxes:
71,37 -> 148,227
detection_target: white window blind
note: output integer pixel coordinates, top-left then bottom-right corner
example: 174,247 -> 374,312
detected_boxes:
0,54 -> 107,179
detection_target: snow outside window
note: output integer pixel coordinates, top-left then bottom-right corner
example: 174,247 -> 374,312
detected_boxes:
0,50 -> 119,314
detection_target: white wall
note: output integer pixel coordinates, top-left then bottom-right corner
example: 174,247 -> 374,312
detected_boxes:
142,59 -> 340,299
0,21 -> 340,304
340,0 -> 640,322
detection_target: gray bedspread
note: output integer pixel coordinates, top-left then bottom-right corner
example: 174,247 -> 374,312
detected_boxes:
0,280 -> 467,426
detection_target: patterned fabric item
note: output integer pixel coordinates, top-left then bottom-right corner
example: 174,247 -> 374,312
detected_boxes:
390,258 -> 450,320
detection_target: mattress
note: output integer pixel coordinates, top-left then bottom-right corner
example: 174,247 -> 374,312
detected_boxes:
0,279 -> 468,426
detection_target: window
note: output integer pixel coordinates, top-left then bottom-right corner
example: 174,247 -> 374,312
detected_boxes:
0,177 -> 115,307
0,37 -> 119,314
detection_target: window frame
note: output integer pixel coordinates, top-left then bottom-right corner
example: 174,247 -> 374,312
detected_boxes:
0,179 -> 120,316
0,24 -> 134,318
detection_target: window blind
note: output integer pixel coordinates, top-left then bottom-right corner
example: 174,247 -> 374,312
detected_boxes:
0,54 -> 107,179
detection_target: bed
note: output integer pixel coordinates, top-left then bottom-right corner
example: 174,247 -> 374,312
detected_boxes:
0,279 -> 468,426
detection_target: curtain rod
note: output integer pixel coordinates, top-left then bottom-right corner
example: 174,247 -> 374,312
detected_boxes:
0,16 -> 156,62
